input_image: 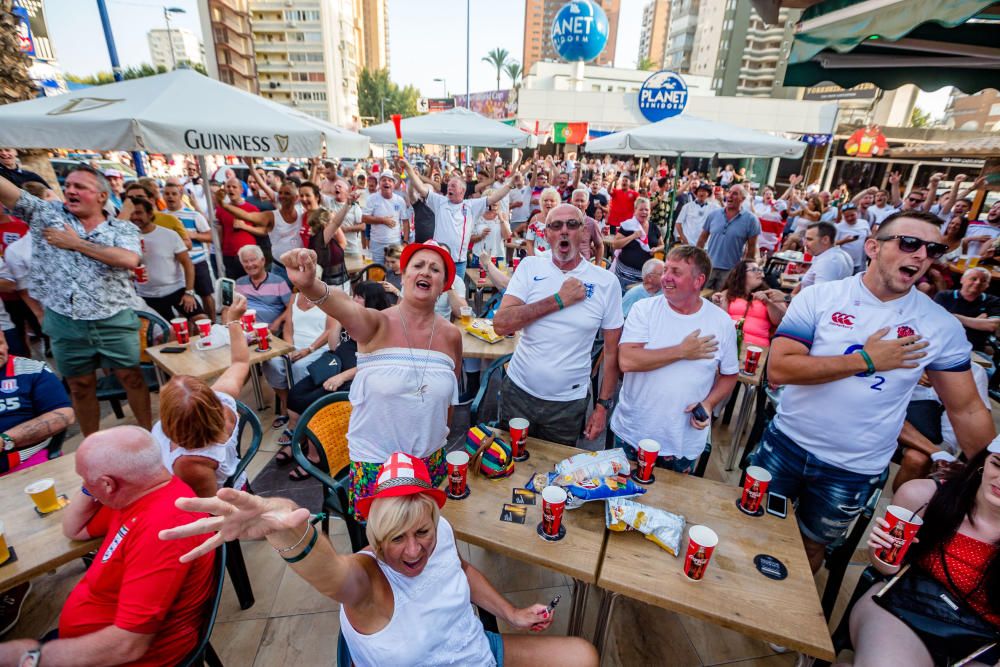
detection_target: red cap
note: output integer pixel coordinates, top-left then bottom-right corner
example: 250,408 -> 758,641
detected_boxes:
400,240 -> 456,287
354,452 -> 447,520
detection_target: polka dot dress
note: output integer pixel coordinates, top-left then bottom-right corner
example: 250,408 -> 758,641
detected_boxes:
918,532 -> 999,628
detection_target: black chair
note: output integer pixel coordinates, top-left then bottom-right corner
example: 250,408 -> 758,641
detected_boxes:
45,429 -> 68,460
353,263 -> 387,285
470,354 -> 512,427
96,310 -> 169,419
220,401 -> 263,611
177,543 -> 227,667
477,292 -> 503,319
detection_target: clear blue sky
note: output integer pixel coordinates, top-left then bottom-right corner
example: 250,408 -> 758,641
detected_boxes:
42,0 -> 948,114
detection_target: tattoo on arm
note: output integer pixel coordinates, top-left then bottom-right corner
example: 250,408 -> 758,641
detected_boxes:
7,409 -> 74,448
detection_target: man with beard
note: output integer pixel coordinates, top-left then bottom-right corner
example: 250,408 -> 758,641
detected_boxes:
493,203 -> 623,446
754,210 -> 995,573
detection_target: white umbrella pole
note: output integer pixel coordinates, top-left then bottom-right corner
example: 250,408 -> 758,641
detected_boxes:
198,154 -> 226,283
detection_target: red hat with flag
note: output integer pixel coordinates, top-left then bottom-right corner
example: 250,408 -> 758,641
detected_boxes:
354,452 -> 447,520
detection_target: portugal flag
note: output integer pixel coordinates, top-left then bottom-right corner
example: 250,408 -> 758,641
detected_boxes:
553,122 -> 589,144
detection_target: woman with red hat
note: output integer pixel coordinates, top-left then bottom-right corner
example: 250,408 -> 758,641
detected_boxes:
161,452 -> 599,667
278,244 -> 463,518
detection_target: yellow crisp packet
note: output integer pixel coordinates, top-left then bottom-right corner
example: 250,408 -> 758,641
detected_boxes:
465,319 -> 503,344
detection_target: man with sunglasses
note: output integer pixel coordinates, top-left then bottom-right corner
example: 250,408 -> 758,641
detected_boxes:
494,203 -> 623,446
757,210 -> 995,573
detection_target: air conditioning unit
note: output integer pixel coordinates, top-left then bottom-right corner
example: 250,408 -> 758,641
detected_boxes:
287,21 -> 297,28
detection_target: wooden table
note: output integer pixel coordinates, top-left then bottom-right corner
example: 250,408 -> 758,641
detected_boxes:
146,336 -> 295,409
461,327 -> 518,361
441,435 -> 608,636
593,472 -> 835,661
0,454 -> 101,591
725,342 -> 769,471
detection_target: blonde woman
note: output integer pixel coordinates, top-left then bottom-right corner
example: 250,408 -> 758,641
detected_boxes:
525,187 -> 561,256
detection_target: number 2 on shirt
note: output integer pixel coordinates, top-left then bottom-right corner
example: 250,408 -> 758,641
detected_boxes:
844,344 -> 885,391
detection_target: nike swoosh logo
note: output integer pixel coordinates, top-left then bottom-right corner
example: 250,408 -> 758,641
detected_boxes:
533,276 -> 546,281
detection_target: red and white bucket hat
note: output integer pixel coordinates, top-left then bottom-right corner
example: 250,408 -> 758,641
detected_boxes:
355,452 -> 447,520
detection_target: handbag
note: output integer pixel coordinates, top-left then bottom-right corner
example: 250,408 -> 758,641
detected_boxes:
464,424 -> 514,479
873,563 -> 1000,665
306,351 -> 342,385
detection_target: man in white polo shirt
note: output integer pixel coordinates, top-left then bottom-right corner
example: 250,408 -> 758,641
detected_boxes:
612,245 -> 738,472
756,210 -> 995,572
361,171 -> 406,265
493,203 -> 623,446
794,221 -> 853,295
401,154 -> 521,279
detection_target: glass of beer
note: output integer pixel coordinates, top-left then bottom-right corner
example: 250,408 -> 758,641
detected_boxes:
460,306 -> 473,327
0,521 -> 9,565
25,478 -> 61,514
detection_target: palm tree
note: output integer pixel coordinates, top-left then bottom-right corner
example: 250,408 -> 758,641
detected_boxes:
482,48 -> 509,91
636,56 -> 657,71
504,61 -> 522,88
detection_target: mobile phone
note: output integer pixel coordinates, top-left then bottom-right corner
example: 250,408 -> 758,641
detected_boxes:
218,278 -> 236,307
161,346 -> 186,354
766,492 -> 788,519
692,403 -> 709,422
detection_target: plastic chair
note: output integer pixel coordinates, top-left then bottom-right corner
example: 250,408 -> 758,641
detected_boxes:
289,392 -> 365,551
221,401 -> 262,611
177,543 -> 227,667
96,310 -> 169,419
477,292 -> 503,319
45,429 -> 68,460
470,354 -> 512,427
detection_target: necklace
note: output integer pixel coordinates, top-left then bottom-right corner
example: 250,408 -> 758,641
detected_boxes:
398,308 -> 437,401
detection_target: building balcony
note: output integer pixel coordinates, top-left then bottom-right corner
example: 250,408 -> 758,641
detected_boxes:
736,83 -> 773,96
743,46 -> 783,58
256,60 -> 294,72
218,60 -> 255,80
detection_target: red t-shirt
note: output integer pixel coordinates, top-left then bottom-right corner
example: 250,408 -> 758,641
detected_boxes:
59,477 -> 214,666
216,202 -> 259,257
0,215 -> 28,303
608,189 -> 638,227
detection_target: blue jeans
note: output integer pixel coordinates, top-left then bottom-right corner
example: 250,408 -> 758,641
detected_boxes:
748,424 -> 883,545
614,435 -> 697,474
454,261 -> 466,280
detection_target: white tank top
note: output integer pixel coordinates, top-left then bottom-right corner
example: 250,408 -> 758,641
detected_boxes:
269,204 -> 304,259
291,297 -> 328,350
153,391 -> 246,489
339,518 -> 496,667
347,348 -> 458,463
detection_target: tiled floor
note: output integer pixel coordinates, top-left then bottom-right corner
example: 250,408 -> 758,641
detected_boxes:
9,378 -> 995,665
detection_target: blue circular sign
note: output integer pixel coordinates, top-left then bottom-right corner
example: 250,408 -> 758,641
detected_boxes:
638,70 -> 689,122
551,0 -> 609,63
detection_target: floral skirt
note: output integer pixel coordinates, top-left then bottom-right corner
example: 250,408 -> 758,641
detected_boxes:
347,447 -> 447,517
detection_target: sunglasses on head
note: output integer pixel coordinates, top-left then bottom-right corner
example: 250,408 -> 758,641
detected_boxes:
876,235 -> 948,259
546,219 -> 583,231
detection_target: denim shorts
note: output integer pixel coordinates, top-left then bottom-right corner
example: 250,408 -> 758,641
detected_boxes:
747,423 -> 883,545
485,630 -> 504,666
614,435 -> 698,474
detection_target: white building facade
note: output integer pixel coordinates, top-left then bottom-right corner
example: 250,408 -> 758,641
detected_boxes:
147,28 -> 205,70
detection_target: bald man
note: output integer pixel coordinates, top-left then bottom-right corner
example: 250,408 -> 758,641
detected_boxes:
0,426 -> 214,666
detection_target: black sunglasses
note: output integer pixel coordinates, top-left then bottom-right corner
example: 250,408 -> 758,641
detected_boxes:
546,219 -> 583,231
876,235 -> 948,259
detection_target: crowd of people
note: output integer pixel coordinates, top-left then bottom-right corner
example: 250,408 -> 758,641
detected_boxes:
0,143 -> 997,666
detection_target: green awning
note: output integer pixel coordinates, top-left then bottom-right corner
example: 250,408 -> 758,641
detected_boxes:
784,0 -> 1000,93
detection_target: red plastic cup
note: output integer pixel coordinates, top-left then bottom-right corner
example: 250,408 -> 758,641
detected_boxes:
512,257 -> 521,269
253,322 -> 270,351
743,345 -> 764,376
541,486 -> 567,537
479,268 -> 487,280
740,466 -> 771,514
241,309 -> 256,332
684,525 -> 719,581
875,505 -> 924,566
170,318 -> 189,344
133,264 -> 148,284
803,252 -> 813,263
195,318 -> 212,339
636,438 -> 659,483
446,451 -> 470,498
509,418 -> 529,459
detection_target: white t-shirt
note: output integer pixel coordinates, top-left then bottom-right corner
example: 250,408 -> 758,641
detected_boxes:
509,186 -> 531,224
137,225 -> 187,298
963,221 -> 1000,257
800,247 -> 853,289
328,201 -> 364,255
3,232 -> 31,290
434,275 -> 464,320
869,204 -> 898,226
610,297 -> 738,459
675,200 -> 719,244
362,192 -> 406,245
505,256 -> 623,401
425,192 -> 488,262
525,219 -> 550,254
773,274 -> 972,474
471,213 -> 505,260
835,220 -> 871,270
269,204 -> 305,260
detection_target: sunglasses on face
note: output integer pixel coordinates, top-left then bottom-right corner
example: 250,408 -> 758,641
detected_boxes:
546,219 -> 583,231
876,235 -> 948,259
906,196 -> 924,203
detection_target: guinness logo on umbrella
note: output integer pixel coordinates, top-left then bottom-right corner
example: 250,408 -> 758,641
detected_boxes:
274,134 -> 289,152
47,97 -> 124,115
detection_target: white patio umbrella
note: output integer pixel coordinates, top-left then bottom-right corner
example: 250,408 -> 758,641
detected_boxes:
0,68 -> 369,158
361,107 -> 535,149
584,114 -> 805,159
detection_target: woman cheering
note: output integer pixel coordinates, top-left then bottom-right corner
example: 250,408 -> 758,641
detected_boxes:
611,197 -> 663,291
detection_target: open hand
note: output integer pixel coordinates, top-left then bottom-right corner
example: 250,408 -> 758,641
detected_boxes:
863,327 -> 928,372
678,329 -> 718,360
43,224 -> 82,251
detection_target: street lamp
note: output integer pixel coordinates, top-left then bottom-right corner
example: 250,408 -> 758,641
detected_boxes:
433,77 -> 447,97
379,97 -> 391,123
163,6 -> 186,70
